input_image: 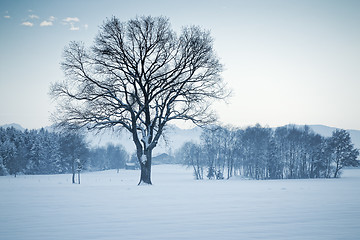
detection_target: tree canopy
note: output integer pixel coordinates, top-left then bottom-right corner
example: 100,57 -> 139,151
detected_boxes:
50,16 -> 227,184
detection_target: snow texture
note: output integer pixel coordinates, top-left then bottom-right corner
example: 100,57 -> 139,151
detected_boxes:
1,165 -> 360,240
141,154 -> 147,164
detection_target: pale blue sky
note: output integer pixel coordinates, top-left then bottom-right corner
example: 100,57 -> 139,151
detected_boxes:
1,0 -> 359,130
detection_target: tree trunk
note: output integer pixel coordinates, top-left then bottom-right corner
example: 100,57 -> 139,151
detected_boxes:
334,163 -> 341,178
72,162 -> 75,184
138,150 -> 152,185
192,165 -> 199,180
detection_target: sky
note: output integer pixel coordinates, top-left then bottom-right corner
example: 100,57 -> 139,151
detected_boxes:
0,0 -> 360,130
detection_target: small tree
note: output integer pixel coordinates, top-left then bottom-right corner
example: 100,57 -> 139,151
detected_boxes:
75,159 -> 82,184
51,16 -> 227,185
329,129 -> 359,178
59,132 -> 88,183
1,139 -> 17,177
180,142 -> 204,180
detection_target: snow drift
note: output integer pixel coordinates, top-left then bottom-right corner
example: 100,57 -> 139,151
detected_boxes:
1,165 -> 360,240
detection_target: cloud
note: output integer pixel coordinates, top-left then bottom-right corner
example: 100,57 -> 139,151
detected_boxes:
40,21 -> 53,27
4,15 -> 10,19
63,17 -> 80,23
84,24 -> 89,30
49,16 -> 56,22
21,21 -> 34,27
62,17 -> 80,30
69,23 -> 79,31
29,14 -> 39,19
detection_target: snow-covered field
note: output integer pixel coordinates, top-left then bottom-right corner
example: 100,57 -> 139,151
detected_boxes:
1,165 -> 360,240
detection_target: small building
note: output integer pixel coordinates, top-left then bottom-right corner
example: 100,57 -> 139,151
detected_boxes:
125,162 -> 137,170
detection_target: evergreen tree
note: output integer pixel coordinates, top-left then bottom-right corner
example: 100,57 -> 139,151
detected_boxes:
1,139 -> 17,176
0,156 -> 8,176
106,144 -> 128,172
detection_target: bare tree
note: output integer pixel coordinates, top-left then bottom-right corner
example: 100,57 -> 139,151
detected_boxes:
50,16 -> 227,185
329,129 -> 359,178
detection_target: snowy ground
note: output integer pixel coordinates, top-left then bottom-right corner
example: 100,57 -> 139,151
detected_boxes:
1,165 -> 360,240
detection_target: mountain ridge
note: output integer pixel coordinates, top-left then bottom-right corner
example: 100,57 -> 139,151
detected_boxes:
0,123 -> 25,132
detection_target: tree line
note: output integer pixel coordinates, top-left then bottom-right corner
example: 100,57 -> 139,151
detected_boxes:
0,127 -> 128,178
177,124 -> 359,180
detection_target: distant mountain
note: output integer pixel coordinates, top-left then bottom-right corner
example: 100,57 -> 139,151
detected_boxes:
307,125 -> 335,137
85,125 -> 202,156
290,124 -> 360,149
152,153 -> 176,165
0,123 -> 25,132
347,129 -> 360,150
